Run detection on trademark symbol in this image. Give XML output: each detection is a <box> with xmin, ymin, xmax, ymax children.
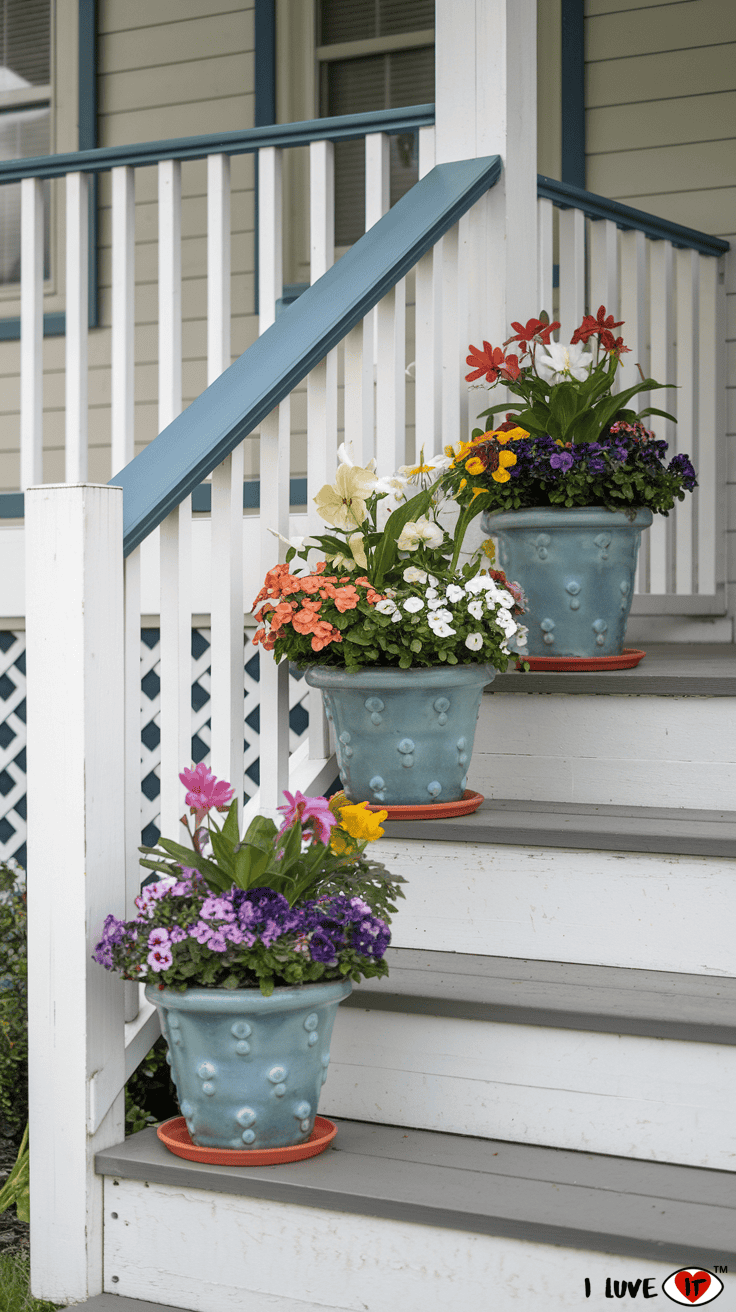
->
<box><xmin>715</xmin><ymin>1266</ymin><xmax>727</xmax><ymax>1274</ymax></box>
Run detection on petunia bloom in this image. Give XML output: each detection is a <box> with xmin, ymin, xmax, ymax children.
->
<box><xmin>179</xmin><ymin>762</ymin><xmax>234</xmax><ymax>826</ymax></box>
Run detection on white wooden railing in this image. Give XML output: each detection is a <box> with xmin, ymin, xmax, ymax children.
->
<box><xmin>537</xmin><ymin>179</ymin><xmax>729</xmax><ymax>608</ymax></box>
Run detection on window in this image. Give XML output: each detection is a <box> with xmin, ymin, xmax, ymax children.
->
<box><xmin>317</xmin><ymin>0</ymin><xmax>434</xmax><ymax>246</ymax></box>
<box><xmin>0</xmin><ymin>0</ymin><xmax>51</xmax><ymax>285</ymax></box>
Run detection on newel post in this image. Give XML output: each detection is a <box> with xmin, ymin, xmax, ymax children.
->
<box><xmin>434</xmin><ymin>0</ymin><xmax>538</xmax><ymax>346</ymax></box>
<box><xmin>26</xmin><ymin>485</ymin><xmax>127</xmax><ymax>1301</ymax></box>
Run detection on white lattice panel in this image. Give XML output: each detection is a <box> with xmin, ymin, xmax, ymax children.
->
<box><xmin>0</xmin><ymin>632</ymin><xmax>27</xmax><ymax>867</ymax></box>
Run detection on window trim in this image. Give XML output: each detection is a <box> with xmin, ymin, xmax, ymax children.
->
<box><xmin>0</xmin><ymin>0</ymin><xmax>97</xmax><ymax>339</ymax></box>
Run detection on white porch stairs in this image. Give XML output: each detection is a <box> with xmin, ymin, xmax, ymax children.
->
<box><xmin>77</xmin><ymin>647</ymin><xmax>736</xmax><ymax>1311</ymax></box>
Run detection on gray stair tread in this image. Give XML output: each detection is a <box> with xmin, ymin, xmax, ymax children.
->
<box><xmin>96</xmin><ymin>1120</ymin><xmax>736</xmax><ymax>1267</ymax></box>
<box><xmin>487</xmin><ymin>643</ymin><xmax>736</xmax><ymax>696</ymax></box>
<box><xmin>382</xmin><ymin>798</ymin><xmax>736</xmax><ymax>857</ymax></box>
<box><xmin>62</xmin><ymin>1300</ymin><xmax>186</xmax><ymax>1312</ymax></box>
<box><xmin>344</xmin><ymin>947</ymin><xmax>736</xmax><ymax>1043</ymax></box>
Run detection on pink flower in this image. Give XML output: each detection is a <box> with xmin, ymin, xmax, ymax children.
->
<box><xmin>147</xmin><ymin>946</ymin><xmax>173</xmax><ymax>972</ymax></box>
<box><xmin>179</xmin><ymin>762</ymin><xmax>235</xmax><ymax>825</ymax></box>
<box><xmin>148</xmin><ymin>927</ymin><xmax>171</xmax><ymax>949</ymax></box>
<box><xmin>277</xmin><ymin>790</ymin><xmax>339</xmax><ymax>846</ymax></box>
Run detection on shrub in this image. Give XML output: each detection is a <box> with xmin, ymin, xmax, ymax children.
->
<box><xmin>0</xmin><ymin>866</ymin><xmax>28</xmax><ymax>1147</ymax></box>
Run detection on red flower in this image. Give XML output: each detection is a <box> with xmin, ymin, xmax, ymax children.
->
<box><xmin>466</xmin><ymin>342</ymin><xmax>519</xmax><ymax>384</ymax></box>
<box><xmin>505</xmin><ymin>317</ymin><xmax>560</xmax><ymax>351</ymax></box>
<box><xmin>571</xmin><ymin>305</ymin><xmax>624</xmax><ymax>345</ymax></box>
<box><xmin>600</xmin><ymin>331</ymin><xmax>631</xmax><ymax>356</ymax></box>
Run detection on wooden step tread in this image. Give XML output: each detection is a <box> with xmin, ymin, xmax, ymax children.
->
<box><xmin>345</xmin><ymin>948</ymin><xmax>736</xmax><ymax>1043</ymax></box>
<box><xmin>96</xmin><ymin>1120</ymin><xmax>736</xmax><ymax>1268</ymax></box>
<box><xmin>60</xmin><ymin>1299</ymin><xmax>185</xmax><ymax>1312</ymax></box>
<box><xmin>382</xmin><ymin>798</ymin><xmax>736</xmax><ymax>858</ymax></box>
<box><xmin>486</xmin><ymin>643</ymin><xmax>736</xmax><ymax>697</ymax></box>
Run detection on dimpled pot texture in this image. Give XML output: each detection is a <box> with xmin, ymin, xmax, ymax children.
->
<box><xmin>146</xmin><ymin>977</ymin><xmax>351</xmax><ymax>1150</ymax></box>
<box><xmin>304</xmin><ymin>663</ymin><xmax>495</xmax><ymax>806</ymax></box>
<box><xmin>482</xmin><ymin>506</ymin><xmax>652</xmax><ymax>658</ymax></box>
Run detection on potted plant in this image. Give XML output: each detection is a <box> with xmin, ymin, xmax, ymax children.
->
<box><xmin>439</xmin><ymin>309</ymin><xmax>697</xmax><ymax>662</ymax></box>
<box><xmin>251</xmin><ymin>451</ymin><xmax>527</xmax><ymax>811</ymax></box>
<box><xmin>94</xmin><ymin>763</ymin><xmax>402</xmax><ymax>1158</ymax></box>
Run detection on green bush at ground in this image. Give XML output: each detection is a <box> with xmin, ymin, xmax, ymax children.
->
<box><xmin>0</xmin><ymin>1251</ymin><xmax>59</xmax><ymax>1312</ymax></box>
<box><xmin>0</xmin><ymin>865</ymin><xmax>28</xmax><ymax>1147</ymax></box>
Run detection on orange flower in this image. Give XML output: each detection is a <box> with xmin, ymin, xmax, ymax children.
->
<box><xmin>300</xmin><ymin>576</ymin><xmax>324</xmax><ymax>594</ymax></box>
<box><xmin>311</xmin><ymin>622</ymin><xmax>343</xmax><ymax>652</ymax></box>
<box><xmin>292</xmin><ymin>608</ymin><xmax>321</xmax><ymax>635</ymax></box>
<box><xmin>333</xmin><ymin>586</ymin><xmax>360</xmax><ymax>613</ymax></box>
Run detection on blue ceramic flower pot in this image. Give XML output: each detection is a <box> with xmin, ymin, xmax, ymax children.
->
<box><xmin>481</xmin><ymin>506</ymin><xmax>652</xmax><ymax>658</ymax></box>
<box><xmin>304</xmin><ymin>664</ymin><xmax>494</xmax><ymax>805</ymax></box>
<box><xmin>147</xmin><ymin>977</ymin><xmax>351</xmax><ymax>1149</ymax></box>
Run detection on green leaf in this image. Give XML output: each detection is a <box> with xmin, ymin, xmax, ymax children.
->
<box><xmin>220</xmin><ymin>797</ymin><xmax>240</xmax><ymax>844</ymax></box>
<box><xmin>371</xmin><ymin>489</ymin><xmax>435</xmax><ymax>588</ymax></box>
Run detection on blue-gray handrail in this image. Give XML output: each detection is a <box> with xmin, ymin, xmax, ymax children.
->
<box><xmin>0</xmin><ymin>106</ymin><xmax>436</xmax><ymax>184</ymax></box>
<box><xmin>113</xmin><ymin>154</ymin><xmax>502</xmax><ymax>556</ymax></box>
<box><xmin>538</xmin><ymin>175</ymin><xmax>729</xmax><ymax>259</ymax></box>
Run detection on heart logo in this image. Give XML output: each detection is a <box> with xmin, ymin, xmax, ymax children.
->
<box><xmin>674</xmin><ymin>1271</ymin><xmax>711</xmax><ymax>1303</ymax></box>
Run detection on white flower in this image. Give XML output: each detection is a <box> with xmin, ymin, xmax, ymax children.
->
<box><xmin>348</xmin><ymin>533</ymin><xmax>368</xmax><ymax>569</ymax></box>
<box><xmin>464</xmin><ymin>576</ymin><xmax>486</xmax><ymax>595</ymax></box>
<box><xmin>425</xmin><ymin>587</ymin><xmax>439</xmax><ymax>600</ymax></box>
<box><xmin>375</xmin><ymin>598</ymin><xmax>398</xmax><ymax>615</ymax></box>
<box><xmin>268</xmin><ymin>529</ymin><xmax>312</xmax><ymax>552</ymax></box>
<box><xmin>374</xmin><ymin>473</ymin><xmax>409</xmax><ymax>495</ymax></box>
<box><xmin>465</xmin><ymin>633</ymin><xmax>484</xmax><ymax>651</ymax></box>
<box><xmin>428</xmin><ymin>574</ymin><xmax>438</xmax><ymax>586</ymax></box>
<box><xmin>327</xmin><ymin>551</ymin><xmax>356</xmax><ymax>572</ymax></box>
<box><xmin>396</xmin><ymin>517</ymin><xmax>444</xmax><ymax>551</ymax></box>
<box><xmin>467</xmin><ymin>599</ymin><xmax>484</xmax><ymax>620</ymax></box>
<box><xmin>446</xmin><ymin>584</ymin><xmax>465</xmax><ymax>603</ymax></box>
<box><xmin>398</xmin><ymin>452</ymin><xmax>452</xmax><ymax>478</ymax></box>
<box><xmin>514</xmin><ymin>625</ymin><xmax>529</xmax><ymax>648</ymax></box>
<box><xmin>403</xmin><ymin>566</ymin><xmax>428</xmax><ymax>584</ymax></box>
<box><xmin>426</xmin><ymin>596</ymin><xmax>446</xmax><ymax>611</ymax></box>
<box><xmin>496</xmin><ymin>608</ymin><xmax>518</xmax><ymax>636</ymax></box>
<box><xmin>536</xmin><ymin>340</ymin><xmax>594</xmax><ymax>384</ymax></box>
<box><xmin>403</xmin><ymin>596</ymin><xmax>424</xmax><ymax>613</ymax></box>
<box><xmin>391</xmin><ymin>611</ymin><xmax>402</xmax><ymax>623</ymax></box>
<box><xmin>428</xmin><ymin>619</ymin><xmax>456</xmax><ymax>638</ymax></box>
<box><xmin>430</xmin><ymin>607</ymin><xmax>453</xmax><ymax>624</ymax></box>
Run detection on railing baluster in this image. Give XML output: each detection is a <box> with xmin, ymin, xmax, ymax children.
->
<box><xmin>123</xmin><ymin>546</ymin><xmax>141</xmax><ymax>1024</ymax></box>
<box><xmin>620</xmin><ymin>229</ymin><xmax>649</xmax><ymax>594</ymax></box>
<box><xmin>675</xmin><ymin>247</ymin><xmax>698</xmax><ymax>594</ymax></box>
<box><xmin>414</xmin><ymin>127</ymin><xmax>441</xmax><ymax>458</ymax></box>
<box><xmin>111</xmin><ymin>166</ymin><xmax>135</xmax><ymax>475</ymax></box>
<box><xmin>158</xmin><ymin>159</ymin><xmax>182</xmax><ymax>430</ymax></box>
<box><xmin>65</xmin><ymin>172</ymin><xmax>89</xmax><ymax>482</ymax></box>
<box><xmin>697</xmin><ymin>254</ymin><xmax>718</xmax><ymax>595</ymax></box>
<box><xmin>368</xmin><ymin>133</ymin><xmax>406</xmax><ymax>472</ymax></box>
<box><xmin>537</xmin><ymin>197</ymin><xmax>554</xmax><ymax>323</ymax></box>
<box><xmin>258</xmin><ymin>146</ymin><xmax>282</xmax><ymax>333</ymax></box>
<box><xmin>558</xmin><ymin>206</ymin><xmax>585</xmax><ymax>343</ymax></box>
<box><xmin>649</xmin><ymin>240</ymin><xmax>675</xmax><ymax>593</ymax></box>
<box><xmin>343</xmin><ymin>318</ymin><xmax>374</xmax><ymax>466</ymax></box>
<box><xmin>20</xmin><ymin>176</ymin><xmax>44</xmax><ymax>489</ymax></box>
<box><xmin>159</xmin><ymin>502</ymin><xmax>191</xmax><ymax>837</ymax></box>
<box><xmin>207</xmin><ymin>153</ymin><xmax>231</xmax><ymax>383</ymax></box>
<box><xmin>441</xmin><ymin>222</ymin><xmax>461</xmax><ymax>452</ymax></box>
<box><xmin>259</xmin><ymin>402</ymin><xmax>290</xmax><ymax>809</ymax></box>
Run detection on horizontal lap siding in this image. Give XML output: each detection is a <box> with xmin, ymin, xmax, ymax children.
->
<box><xmin>0</xmin><ymin>3</ymin><xmax>257</xmax><ymax>490</ymax></box>
<box><xmin>585</xmin><ymin>0</ymin><xmax>736</xmax><ymax>604</ymax></box>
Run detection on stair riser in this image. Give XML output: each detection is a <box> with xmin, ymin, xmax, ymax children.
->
<box><xmin>323</xmin><ymin>1010</ymin><xmax>735</xmax><ymax>1170</ymax></box>
<box><xmin>378</xmin><ymin>839</ymin><xmax>736</xmax><ymax>975</ymax></box>
<box><xmin>102</xmin><ymin>1178</ymin><xmax>686</xmax><ymax>1312</ymax></box>
<box><xmin>472</xmin><ymin>695</ymin><xmax>736</xmax><ymax>808</ymax></box>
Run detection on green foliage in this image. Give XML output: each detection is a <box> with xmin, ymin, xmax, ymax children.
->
<box><xmin>125</xmin><ymin>1037</ymin><xmax>179</xmax><ymax>1136</ymax></box>
<box><xmin>0</xmin><ymin>866</ymin><xmax>28</xmax><ymax>1145</ymax></box>
<box><xmin>0</xmin><ymin>1251</ymin><xmax>60</xmax><ymax>1312</ymax></box>
<box><xmin>0</xmin><ymin>1126</ymin><xmax>28</xmax><ymax>1223</ymax></box>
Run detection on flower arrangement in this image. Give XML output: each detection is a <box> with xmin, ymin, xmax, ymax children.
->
<box><xmin>94</xmin><ymin>763</ymin><xmax>403</xmax><ymax>997</ymax></box>
<box><xmin>252</xmin><ymin>448</ymin><xmax>528</xmax><ymax>670</ymax></box>
<box><xmin>441</xmin><ymin>309</ymin><xmax>696</xmax><ymax>518</ymax></box>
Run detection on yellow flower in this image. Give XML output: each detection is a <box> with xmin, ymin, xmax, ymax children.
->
<box><xmin>481</xmin><ymin>538</ymin><xmax>496</xmax><ymax>563</ymax></box>
<box><xmin>339</xmin><ymin>801</ymin><xmax>387</xmax><ymax>842</ymax></box>
<box><xmin>471</xmin><ymin>486</ymin><xmax>487</xmax><ymax>501</ymax></box>
<box><xmin>329</xmin><ymin>828</ymin><xmax>358</xmax><ymax>856</ymax></box>
<box><xmin>465</xmin><ymin>456</ymin><xmax>486</xmax><ymax>476</ymax></box>
<box><xmin>491</xmin><ymin>450</ymin><xmax>517</xmax><ymax>482</ymax></box>
<box><xmin>328</xmin><ymin>791</ymin><xmax>350</xmax><ymax>816</ymax></box>
<box><xmin>348</xmin><ymin>533</ymin><xmax>368</xmax><ymax>569</ymax></box>
<box><xmin>313</xmin><ymin>463</ymin><xmax>375</xmax><ymax>530</ymax></box>
<box><xmin>491</xmin><ymin>426</ymin><xmax>529</xmax><ymax>445</ymax></box>
<box><xmin>458</xmin><ymin>479</ymin><xmax>467</xmax><ymax>491</ymax></box>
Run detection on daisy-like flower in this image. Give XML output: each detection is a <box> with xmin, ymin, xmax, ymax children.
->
<box><xmin>535</xmin><ymin>340</ymin><xmax>594</xmax><ymax>384</ymax></box>
<box><xmin>403</xmin><ymin>596</ymin><xmax>424</xmax><ymax>613</ymax></box>
<box><xmin>398</xmin><ymin>452</ymin><xmax>452</xmax><ymax>479</ymax></box>
<box><xmin>445</xmin><ymin>584</ymin><xmax>465</xmax><ymax>603</ymax></box>
<box><xmin>465</xmin><ymin>633</ymin><xmax>484</xmax><ymax>651</ymax></box>
<box><xmin>396</xmin><ymin>517</ymin><xmax>444</xmax><ymax>551</ymax></box>
<box><xmin>403</xmin><ymin>566</ymin><xmax>428</xmax><ymax>584</ymax></box>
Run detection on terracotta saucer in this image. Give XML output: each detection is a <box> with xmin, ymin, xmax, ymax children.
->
<box><xmin>517</xmin><ymin>648</ymin><xmax>646</xmax><ymax>672</ymax></box>
<box><xmin>365</xmin><ymin>789</ymin><xmax>484</xmax><ymax>821</ymax></box>
<box><xmin>156</xmin><ymin>1115</ymin><xmax>338</xmax><ymax>1166</ymax></box>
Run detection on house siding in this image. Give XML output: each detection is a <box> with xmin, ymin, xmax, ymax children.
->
<box><xmin>585</xmin><ymin>0</ymin><xmax>736</xmax><ymax>616</ymax></box>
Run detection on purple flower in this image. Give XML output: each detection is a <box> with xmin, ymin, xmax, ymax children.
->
<box><xmin>147</xmin><ymin>946</ymin><xmax>173</xmax><ymax>972</ymax></box>
<box><xmin>207</xmin><ymin>930</ymin><xmax>229</xmax><ymax>952</ymax></box>
<box><xmin>201</xmin><ymin>896</ymin><xmax>236</xmax><ymax>922</ymax></box>
<box><xmin>549</xmin><ymin>450</ymin><xmax>574</xmax><ymax>472</ymax></box>
<box><xmin>189</xmin><ymin>920</ymin><xmax>214</xmax><ymax>944</ymax></box>
<box><xmin>169</xmin><ymin>925</ymin><xmax>188</xmax><ymax>943</ymax></box>
<box><xmin>148</xmin><ymin>926</ymin><xmax>170</xmax><ymax>949</ymax></box>
<box><xmin>309</xmin><ymin>929</ymin><xmax>339</xmax><ymax>965</ymax></box>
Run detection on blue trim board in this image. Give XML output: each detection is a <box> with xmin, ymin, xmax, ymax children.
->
<box><xmin>538</xmin><ymin>175</ymin><xmax>730</xmax><ymax>257</ymax></box>
<box><xmin>0</xmin><ymin>478</ymin><xmax>309</xmax><ymax>520</ymax></box>
<box><xmin>0</xmin><ymin>107</ymin><xmax>436</xmax><ymax>183</ymax></box>
<box><xmin>114</xmin><ymin>155</ymin><xmax>502</xmax><ymax>555</ymax></box>
<box><xmin>560</xmin><ymin>0</ymin><xmax>585</xmax><ymax>190</ymax></box>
